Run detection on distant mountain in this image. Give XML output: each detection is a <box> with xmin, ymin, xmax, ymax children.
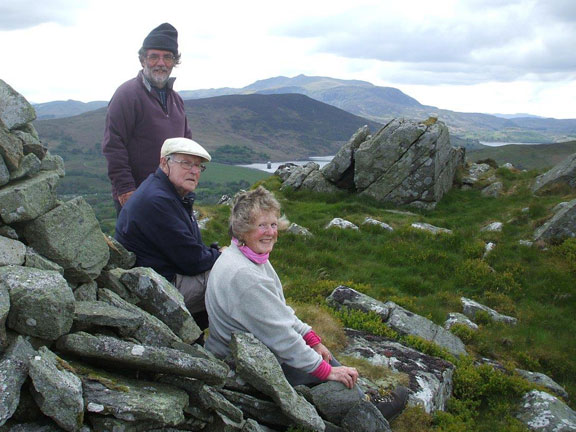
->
<box><xmin>33</xmin><ymin>93</ymin><xmax>381</xmax><ymax>162</ymax></box>
<box><xmin>32</xmin><ymin>75</ymin><xmax>576</xmax><ymax>144</ymax></box>
<box><xmin>490</xmin><ymin>113</ymin><xmax>544</xmax><ymax>119</ymax></box>
<box><xmin>33</xmin><ymin>100</ymin><xmax>108</xmax><ymax>120</ymax></box>
<box><xmin>180</xmin><ymin>75</ymin><xmax>576</xmax><ymax>144</ymax></box>
<box><xmin>180</xmin><ymin>74</ymin><xmax>424</xmax><ymax>119</ymax></box>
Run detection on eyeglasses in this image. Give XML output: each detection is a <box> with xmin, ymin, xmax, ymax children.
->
<box><xmin>170</xmin><ymin>158</ymin><xmax>206</xmax><ymax>172</ymax></box>
<box><xmin>145</xmin><ymin>54</ymin><xmax>176</xmax><ymax>65</ymax></box>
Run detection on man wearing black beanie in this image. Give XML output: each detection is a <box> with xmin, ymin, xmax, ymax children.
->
<box><xmin>102</xmin><ymin>23</ymin><xmax>192</xmax><ymax>213</ymax></box>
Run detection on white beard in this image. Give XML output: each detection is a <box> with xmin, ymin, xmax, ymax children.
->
<box><xmin>143</xmin><ymin>65</ymin><xmax>171</xmax><ymax>88</ymax></box>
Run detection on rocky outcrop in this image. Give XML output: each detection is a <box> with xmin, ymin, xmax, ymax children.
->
<box><xmin>532</xmin><ymin>152</ymin><xmax>576</xmax><ymax>195</ymax></box>
<box><xmin>116</xmin><ymin>267</ymin><xmax>203</xmax><ymax>343</ymax></box>
<box><xmin>286</xmin><ymin>223</ymin><xmax>313</xmax><ymax>237</ymax></box>
<box><xmin>444</xmin><ymin>312</ymin><xmax>479</xmax><ymax>332</ymax></box>
<box><xmin>461</xmin><ymin>297</ymin><xmax>518</xmax><ymax>326</ymax></box>
<box><xmin>362</xmin><ymin>217</ymin><xmax>393</xmax><ymax>231</ymax></box>
<box><xmin>515</xmin><ymin>369</ymin><xmax>570</xmax><ymax>401</ymax></box>
<box><xmin>325</xmin><ymin>218</ymin><xmax>359</xmax><ymax>231</ymax></box>
<box><xmin>230</xmin><ymin>332</ymin><xmax>325</xmax><ymax>431</ymax></box>
<box><xmin>461</xmin><ymin>162</ymin><xmax>493</xmax><ymax>187</ymax></box>
<box><xmin>533</xmin><ymin>198</ymin><xmax>576</xmax><ymax>243</ymax></box>
<box><xmin>342</xmin><ymin>329</ymin><xmax>455</xmax><ymax>413</ymax></box>
<box><xmin>277</xmin><ymin>119</ymin><xmax>465</xmax><ymax>209</ymax></box>
<box><xmin>322</xmin><ymin>125</ymin><xmax>370</xmax><ymax>190</ymax></box>
<box><xmin>411</xmin><ymin>222</ymin><xmax>453</xmax><ymax>235</ymax></box>
<box><xmin>22</xmin><ymin>197</ymin><xmax>109</xmax><ymax>283</ymax></box>
<box><xmin>0</xmin><ymin>266</ymin><xmax>75</xmax><ymax>340</ymax></box>
<box><xmin>327</xmin><ymin>286</ymin><xmax>467</xmax><ymax>357</ymax></box>
<box><xmin>515</xmin><ymin>390</ymin><xmax>576</xmax><ymax>431</ymax></box>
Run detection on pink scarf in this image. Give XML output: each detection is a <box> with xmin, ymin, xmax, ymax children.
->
<box><xmin>232</xmin><ymin>238</ymin><xmax>269</xmax><ymax>264</ymax></box>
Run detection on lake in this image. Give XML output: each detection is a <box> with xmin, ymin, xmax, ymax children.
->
<box><xmin>480</xmin><ymin>141</ymin><xmax>547</xmax><ymax>147</ymax></box>
<box><xmin>238</xmin><ymin>156</ymin><xmax>334</xmax><ymax>173</ymax></box>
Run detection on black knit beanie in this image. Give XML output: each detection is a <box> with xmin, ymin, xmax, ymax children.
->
<box><xmin>142</xmin><ymin>23</ymin><xmax>178</xmax><ymax>54</ymax></box>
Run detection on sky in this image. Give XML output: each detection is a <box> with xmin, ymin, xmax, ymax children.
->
<box><xmin>0</xmin><ymin>0</ymin><xmax>574</xmax><ymax>119</ymax></box>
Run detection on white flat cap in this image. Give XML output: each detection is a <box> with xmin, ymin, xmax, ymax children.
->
<box><xmin>161</xmin><ymin>137</ymin><xmax>211</xmax><ymax>162</ymax></box>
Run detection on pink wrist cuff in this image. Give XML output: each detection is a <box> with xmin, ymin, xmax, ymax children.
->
<box><xmin>310</xmin><ymin>360</ymin><xmax>332</xmax><ymax>380</ymax></box>
<box><xmin>303</xmin><ymin>330</ymin><xmax>322</xmax><ymax>347</ymax></box>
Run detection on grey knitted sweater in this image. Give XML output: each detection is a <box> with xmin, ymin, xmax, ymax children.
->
<box><xmin>205</xmin><ymin>243</ymin><xmax>322</xmax><ymax>373</ymax></box>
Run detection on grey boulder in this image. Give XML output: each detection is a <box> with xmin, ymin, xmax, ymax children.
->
<box><xmin>117</xmin><ymin>267</ymin><xmax>202</xmax><ymax>343</ymax></box>
<box><xmin>322</xmin><ymin>125</ymin><xmax>370</xmax><ymax>189</ymax></box>
<box><xmin>533</xmin><ymin>198</ymin><xmax>576</xmax><ymax>243</ymax></box>
<box><xmin>22</xmin><ymin>197</ymin><xmax>110</xmax><ymax>283</ymax></box>
<box><xmin>0</xmin><ymin>171</ymin><xmax>60</xmax><ymax>224</ymax></box>
<box><xmin>73</xmin><ymin>300</ymin><xmax>143</xmax><ymax>333</ymax></box>
<box><xmin>98</xmin><ymin>288</ymin><xmax>183</xmax><ymax>348</ymax></box>
<box><xmin>0</xmin><ymin>336</ymin><xmax>36</xmax><ymax>426</ymax></box>
<box><xmin>82</xmin><ymin>368</ymin><xmax>189</xmax><ymax>426</ymax></box>
<box><xmin>0</xmin><ymin>236</ymin><xmax>26</xmax><ymax>266</ymax></box>
<box><xmin>532</xmin><ymin>152</ymin><xmax>576</xmax><ymax>194</ymax></box>
<box><xmin>340</xmin><ymin>400</ymin><xmax>391</xmax><ymax>432</ymax></box>
<box><xmin>0</xmin><ymin>79</ymin><xmax>36</xmax><ymax>130</ymax></box>
<box><xmin>327</xmin><ymin>286</ymin><xmax>467</xmax><ymax>357</ymax></box>
<box><xmin>461</xmin><ymin>297</ymin><xmax>518</xmax><ymax>326</ymax></box>
<box><xmin>309</xmin><ymin>381</ymin><xmax>362</xmax><ymax>424</ymax></box>
<box><xmin>0</xmin><ymin>266</ymin><xmax>74</xmax><ymax>340</ymax></box>
<box><xmin>515</xmin><ymin>390</ymin><xmax>576</xmax><ymax>431</ymax></box>
<box><xmin>231</xmin><ymin>332</ymin><xmax>325</xmax><ymax>432</ymax></box>
<box><xmin>56</xmin><ymin>332</ymin><xmax>228</xmax><ymax>385</ymax></box>
<box><xmin>28</xmin><ymin>346</ymin><xmax>84</xmax><ymax>432</ymax></box>
<box><xmin>342</xmin><ymin>329</ymin><xmax>454</xmax><ymax>413</ymax></box>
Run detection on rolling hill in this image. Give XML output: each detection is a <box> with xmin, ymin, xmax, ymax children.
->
<box><xmin>33</xmin><ymin>100</ymin><xmax>108</xmax><ymax>120</ymax></box>
<box><xmin>34</xmin><ymin>93</ymin><xmax>382</xmax><ymax>163</ymax></box>
<box><xmin>32</xmin><ymin>75</ymin><xmax>576</xmax><ymax>145</ymax></box>
<box><xmin>180</xmin><ymin>74</ymin><xmax>576</xmax><ymax>144</ymax></box>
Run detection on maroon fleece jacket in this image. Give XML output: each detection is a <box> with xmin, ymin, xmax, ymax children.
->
<box><xmin>102</xmin><ymin>71</ymin><xmax>192</xmax><ymax>200</ymax></box>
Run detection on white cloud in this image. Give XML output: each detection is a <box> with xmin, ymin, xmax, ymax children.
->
<box><xmin>0</xmin><ymin>0</ymin><xmax>84</xmax><ymax>30</ymax></box>
<box><xmin>0</xmin><ymin>0</ymin><xmax>574</xmax><ymax>118</ymax></box>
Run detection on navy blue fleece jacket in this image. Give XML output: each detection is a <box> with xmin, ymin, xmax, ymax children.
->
<box><xmin>115</xmin><ymin>167</ymin><xmax>219</xmax><ymax>281</ymax></box>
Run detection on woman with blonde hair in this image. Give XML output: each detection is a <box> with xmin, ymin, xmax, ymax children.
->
<box><xmin>205</xmin><ymin>186</ymin><xmax>407</xmax><ymax>420</ymax></box>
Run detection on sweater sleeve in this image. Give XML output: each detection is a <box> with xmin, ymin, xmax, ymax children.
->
<box><xmin>232</xmin><ymin>269</ymin><xmax>323</xmax><ymax>374</ymax></box>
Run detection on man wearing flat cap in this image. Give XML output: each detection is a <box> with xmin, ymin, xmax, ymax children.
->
<box><xmin>115</xmin><ymin>137</ymin><xmax>221</xmax><ymax>331</ymax></box>
<box><xmin>103</xmin><ymin>23</ymin><xmax>192</xmax><ymax>213</ymax></box>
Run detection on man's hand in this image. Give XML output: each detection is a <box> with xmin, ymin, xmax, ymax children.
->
<box><xmin>312</xmin><ymin>343</ymin><xmax>332</xmax><ymax>362</ymax></box>
<box><xmin>118</xmin><ymin>191</ymin><xmax>135</xmax><ymax>206</ymax></box>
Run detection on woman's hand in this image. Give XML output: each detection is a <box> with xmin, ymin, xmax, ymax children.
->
<box><xmin>327</xmin><ymin>366</ymin><xmax>359</xmax><ymax>389</ymax></box>
<box><xmin>312</xmin><ymin>343</ymin><xmax>332</xmax><ymax>362</ymax></box>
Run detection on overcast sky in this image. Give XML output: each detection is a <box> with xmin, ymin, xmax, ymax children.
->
<box><xmin>0</xmin><ymin>0</ymin><xmax>574</xmax><ymax>118</ymax></box>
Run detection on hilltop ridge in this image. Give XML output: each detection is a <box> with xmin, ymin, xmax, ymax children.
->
<box><xmin>32</xmin><ymin>74</ymin><xmax>576</xmax><ymax>143</ymax></box>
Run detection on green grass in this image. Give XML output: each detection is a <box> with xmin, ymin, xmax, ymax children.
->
<box><xmin>200</xmin><ymin>170</ymin><xmax>575</xmax><ymax>432</ymax></box>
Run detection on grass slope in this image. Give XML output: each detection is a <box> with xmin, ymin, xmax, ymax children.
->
<box><xmin>197</xmin><ymin>172</ymin><xmax>576</xmax><ymax>432</ymax></box>
<box><xmin>467</xmin><ymin>141</ymin><xmax>576</xmax><ymax>170</ymax></box>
